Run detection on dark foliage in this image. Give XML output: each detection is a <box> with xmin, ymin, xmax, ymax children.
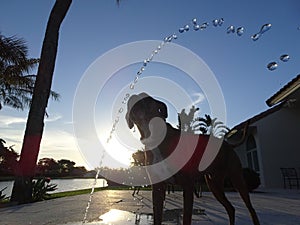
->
<box><xmin>32</xmin><ymin>177</ymin><xmax>57</xmax><ymax>202</ymax></box>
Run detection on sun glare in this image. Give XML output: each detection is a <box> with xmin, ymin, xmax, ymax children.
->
<box><xmin>104</xmin><ymin>137</ymin><xmax>135</xmax><ymax>167</ymax></box>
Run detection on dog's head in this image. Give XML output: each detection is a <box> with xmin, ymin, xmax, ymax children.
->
<box><xmin>126</xmin><ymin>93</ymin><xmax>168</xmax><ymax>141</ymax></box>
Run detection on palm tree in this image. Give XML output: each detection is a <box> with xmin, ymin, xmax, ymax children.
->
<box><xmin>10</xmin><ymin>0</ymin><xmax>121</xmax><ymax>204</ymax></box>
<box><xmin>11</xmin><ymin>0</ymin><xmax>72</xmax><ymax>204</ymax></box>
<box><xmin>178</xmin><ymin>106</ymin><xmax>229</xmax><ymax>138</ymax></box>
<box><xmin>0</xmin><ymin>33</ymin><xmax>59</xmax><ymax>110</ymax></box>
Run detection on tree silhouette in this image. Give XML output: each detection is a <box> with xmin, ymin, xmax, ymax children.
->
<box><xmin>0</xmin><ymin>138</ymin><xmax>19</xmax><ymax>176</ymax></box>
<box><xmin>0</xmin><ymin>33</ymin><xmax>59</xmax><ymax>110</ymax></box>
<box><xmin>11</xmin><ymin>0</ymin><xmax>72</xmax><ymax>204</ymax></box>
<box><xmin>178</xmin><ymin>106</ymin><xmax>229</xmax><ymax>138</ymax></box>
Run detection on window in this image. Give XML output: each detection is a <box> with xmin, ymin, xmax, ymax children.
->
<box><xmin>246</xmin><ymin>135</ymin><xmax>260</xmax><ymax>172</ymax></box>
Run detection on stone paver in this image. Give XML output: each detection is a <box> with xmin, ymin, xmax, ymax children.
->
<box><xmin>0</xmin><ymin>189</ymin><xmax>299</xmax><ymax>225</ymax></box>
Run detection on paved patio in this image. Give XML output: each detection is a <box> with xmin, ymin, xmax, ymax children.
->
<box><xmin>0</xmin><ymin>188</ymin><xmax>299</xmax><ymax>224</ymax></box>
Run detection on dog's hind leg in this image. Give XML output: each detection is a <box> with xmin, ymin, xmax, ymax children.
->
<box><xmin>152</xmin><ymin>183</ymin><xmax>165</xmax><ymax>225</ymax></box>
<box><xmin>230</xmin><ymin>173</ymin><xmax>260</xmax><ymax>225</ymax></box>
<box><xmin>205</xmin><ymin>174</ymin><xmax>235</xmax><ymax>225</ymax></box>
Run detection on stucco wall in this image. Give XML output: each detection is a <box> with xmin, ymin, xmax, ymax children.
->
<box><xmin>233</xmin><ymin>100</ymin><xmax>300</xmax><ymax>188</ymax></box>
<box><xmin>256</xmin><ymin>103</ymin><xmax>300</xmax><ymax>188</ymax></box>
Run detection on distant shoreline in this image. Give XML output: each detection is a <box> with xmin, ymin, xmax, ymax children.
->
<box><xmin>0</xmin><ymin>176</ymin><xmax>102</xmax><ymax>182</ymax></box>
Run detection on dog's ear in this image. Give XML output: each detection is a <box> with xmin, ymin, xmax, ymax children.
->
<box><xmin>125</xmin><ymin>111</ymin><xmax>134</xmax><ymax>129</ymax></box>
<box><xmin>126</xmin><ymin>94</ymin><xmax>141</xmax><ymax>129</ymax></box>
<box><xmin>157</xmin><ymin>101</ymin><xmax>168</xmax><ymax>118</ymax></box>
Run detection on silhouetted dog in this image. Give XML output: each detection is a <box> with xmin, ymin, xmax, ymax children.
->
<box><xmin>126</xmin><ymin>93</ymin><xmax>260</xmax><ymax>225</ymax></box>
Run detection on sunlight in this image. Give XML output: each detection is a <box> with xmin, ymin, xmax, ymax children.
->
<box><xmin>104</xmin><ymin>137</ymin><xmax>133</xmax><ymax>167</ymax></box>
<box><xmin>99</xmin><ymin>209</ymin><xmax>132</xmax><ymax>223</ymax></box>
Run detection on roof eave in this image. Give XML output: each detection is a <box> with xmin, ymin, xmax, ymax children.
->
<box><xmin>266</xmin><ymin>74</ymin><xmax>300</xmax><ymax>107</ymax></box>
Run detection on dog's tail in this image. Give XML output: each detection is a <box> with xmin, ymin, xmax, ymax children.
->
<box><xmin>225</xmin><ymin>119</ymin><xmax>251</xmax><ymax>147</ymax></box>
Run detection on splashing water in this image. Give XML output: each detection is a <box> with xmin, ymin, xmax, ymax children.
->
<box><xmin>179</xmin><ymin>27</ymin><xmax>185</xmax><ymax>33</ymax></box>
<box><xmin>280</xmin><ymin>54</ymin><xmax>290</xmax><ymax>62</ymax></box>
<box><xmin>251</xmin><ymin>23</ymin><xmax>272</xmax><ymax>41</ymax></box>
<box><xmin>226</xmin><ymin>25</ymin><xmax>235</xmax><ymax>34</ymax></box>
<box><xmin>212</xmin><ymin>18</ymin><xmax>224</xmax><ymax>26</ymax></box>
<box><xmin>199</xmin><ymin>22</ymin><xmax>209</xmax><ymax>30</ymax></box>
<box><xmin>82</xmin><ymin>168</ymin><xmax>101</xmax><ymax>224</ymax></box>
<box><xmin>267</xmin><ymin>62</ymin><xmax>278</xmax><ymax>71</ymax></box>
<box><xmin>107</xmin><ymin>17</ymin><xmax>223</xmax><ymax>143</ymax></box>
<box><xmin>213</xmin><ymin>19</ymin><xmax>219</xmax><ymax>27</ymax></box>
<box><xmin>267</xmin><ymin>54</ymin><xmax>290</xmax><ymax>71</ymax></box>
<box><xmin>236</xmin><ymin>27</ymin><xmax>244</xmax><ymax>36</ymax></box>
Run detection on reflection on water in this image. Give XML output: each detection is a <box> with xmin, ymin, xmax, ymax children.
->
<box><xmin>99</xmin><ymin>209</ymin><xmax>153</xmax><ymax>225</ymax></box>
<box><xmin>62</xmin><ymin>208</ymin><xmax>208</xmax><ymax>225</ymax></box>
<box><xmin>62</xmin><ymin>209</ymin><xmax>153</xmax><ymax>225</ymax></box>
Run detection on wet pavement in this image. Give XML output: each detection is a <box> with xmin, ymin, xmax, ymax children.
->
<box><xmin>0</xmin><ymin>188</ymin><xmax>299</xmax><ymax>225</ymax></box>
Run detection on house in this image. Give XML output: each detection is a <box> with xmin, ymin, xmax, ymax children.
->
<box><xmin>227</xmin><ymin>74</ymin><xmax>300</xmax><ymax>188</ymax></box>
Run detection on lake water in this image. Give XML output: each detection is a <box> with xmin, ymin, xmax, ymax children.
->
<box><xmin>0</xmin><ymin>178</ymin><xmax>108</xmax><ymax>197</ymax></box>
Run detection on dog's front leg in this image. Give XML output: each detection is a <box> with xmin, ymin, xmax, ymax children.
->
<box><xmin>152</xmin><ymin>183</ymin><xmax>165</xmax><ymax>225</ymax></box>
<box><xmin>183</xmin><ymin>183</ymin><xmax>194</xmax><ymax>225</ymax></box>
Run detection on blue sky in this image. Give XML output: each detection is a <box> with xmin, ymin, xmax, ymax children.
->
<box><xmin>0</xmin><ymin>0</ymin><xmax>299</xmax><ymax>169</ymax></box>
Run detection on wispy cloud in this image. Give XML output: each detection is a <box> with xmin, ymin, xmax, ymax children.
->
<box><xmin>0</xmin><ymin>115</ymin><xmax>26</xmax><ymax>127</ymax></box>
<box><xmin>192</xmin><ymin>92</ymin><xmax>206</xmax><ymax>105</ymax></box>
<box><xmin>45</xmin><ymin>113</ymin><xmax>62</xmax><ymax>123</ymax></box>
<box><xmin>0</xmin><ymin>113</ymin><xmax>62</xmax><ymax>128</ymax></box>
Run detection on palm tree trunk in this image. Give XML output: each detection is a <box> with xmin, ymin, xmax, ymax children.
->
<box><xmin>11</xmin><ymin>0</ymin><xmax>72</xmax><ymax>204</ymax></box>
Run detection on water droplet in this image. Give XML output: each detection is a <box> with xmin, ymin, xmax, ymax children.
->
<box><xmin>193</xmin><ymin>24</ymin><xmax>200</xmax><ymax>31</ymax></box>
<box><xmin>148</xmin><ymin>55</ymin><xmax>154</xmax><ymax>63</ymax></box>
<box><xmin>130</xmin><ymin>83</ymin><xmax>135</xmax><ymax>89</ymax></box>
<box><xmin>280</xmin><ymin>54</ymin><xmax>290</xmax><ymax>62</ymax></box>
<box><xmin>164</xmin><ymin>35</ymin><xmax>173</xmax><ymax>42</ymax></box>
<box><xmin>226</xmin><ymin>25</ymin><xmax>235</xmax><ymax>34</ymax></box>
<box><xmin>136</xmin><ymin>70</ymin><xmax>143</xmax><ymax>76</ymax></box>
<box><xmin>218</xmin><ymin>18</ymin><xmax>224</xmax><ymax>26</ymax></box>
<box><xmin>267</xmin><ymin>62</ymin><xmax>278</xmax><ymax>71</ymax></box>
<box><xmin>184</xmin><ymin>24</ymin><xmax>190</xmax><ymax>31</ymax></box>
<box><xmin>237</xmin><ymin>27</ymin><xmax>244</xmax><ymax>36</ymax></box>
<box><xmin>134</xmin><ymin>76</ymin><xmax>139</xmax><ymax>83</ymax></box>
<box><xmin>172</xmin><ymin>34</ymin><xmax>177</xmax><ymax>39</ymax></box>
<box><xmin>252</xmin><ymin>23</ymin><xmax>271</xmax><ymax>41</ymax></box>
<box><xmin>260</xmin><ymin>23</ymin><xmax>272</xmax><ymax>34</ymax></box>
<box><xmin>122</xmin><ymin>93</ymin><xmax>130</xmax><ymax>103</ymax></box>
<box><xmin>179</xmin><ymin>27</ymin><xmax>185</xmax><ymax>33</ymax></box>
<box><xmin>212</xmin><ymin>19</ymin><xmax>219</xmax><ymax>27</ymax></box>
<box><xmin>200</xmin><ymin>22</ymin><xmax>209</xmax><ymax>30</ymax></box>
<box><xmin>192</xmin><ymin>18</ymin><xmax>197</xmax><ymax>25</ymax></box>
<box><xmin>251</xmin><ymin>33</ymin><xmax>260</xmax><ymax>41</ymax></box>
<box><xmin>143</xmin><ymin>60</ymin><xmax>147</xmax><ymax>66</ymax></box>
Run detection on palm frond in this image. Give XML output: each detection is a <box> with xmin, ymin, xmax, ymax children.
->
<box><xmin>0</xmin><ymin>34</ymin><xmax>28</xmax><ymax>64</ymax></box>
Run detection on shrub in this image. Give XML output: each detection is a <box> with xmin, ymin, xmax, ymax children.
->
<box><xmin>32</xmin><ymin>177</ymin><xmax>57</xmax><ymax>202</ymax></box>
